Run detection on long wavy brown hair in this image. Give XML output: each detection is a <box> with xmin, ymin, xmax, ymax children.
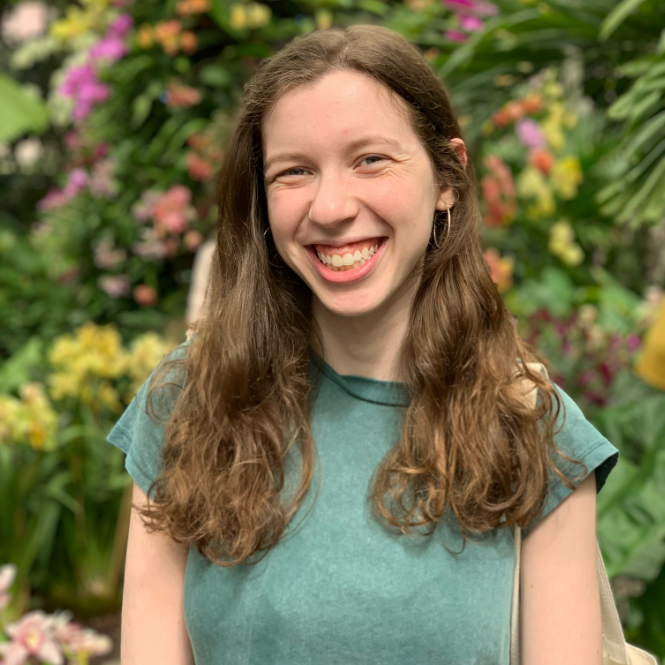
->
<box><xmin>138</xmin><ymin>24</ymin><xmax>587</xmax><ymax>566</ymax></box>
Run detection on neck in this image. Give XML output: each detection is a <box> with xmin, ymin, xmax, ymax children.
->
<box><xmin>310</xmin><ymin>287</ymin><xmax>418</xmax><ymax>384</ymax></box>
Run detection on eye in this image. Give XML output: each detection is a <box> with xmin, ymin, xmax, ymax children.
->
<box><xmin>361</xmin><ymin>155</ymin><xmax>386</xmax><ymax>166</ymax></box>
<box><xmin>278</xmin><ymin>167</ymin><xmax>308</xmax><ymax>177</ymax></box>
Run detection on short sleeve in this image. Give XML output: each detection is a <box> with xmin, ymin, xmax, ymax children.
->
<box><xmin>522</xmin><ymin>382</ymin><xmax>619</xmax><ymax>539</ymax></box>
<box><xmin>106</xmin><ymin>338</ymin><xmax>191</xmax><ymax>499</ymax></box>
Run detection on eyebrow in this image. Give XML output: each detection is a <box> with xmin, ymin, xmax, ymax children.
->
<box><xmin>263</xmin><ymin>135</ymin><xmax>403</xmax><ymax>172</ymax></box>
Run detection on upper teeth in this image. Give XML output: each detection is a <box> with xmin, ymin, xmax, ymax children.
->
<box><xmin>316</xmin><ymin>242</ymin><xmax>380</xmax><ymax>267</ymax></box>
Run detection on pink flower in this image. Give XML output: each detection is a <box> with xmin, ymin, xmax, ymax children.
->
<box><xmin>93</xmin><ymin>237</ymin><xmax>126</xmax><ymax>269</ymax></box>
<box><xmin>98</xmin><ymin>274</ymin><xmax>131</xmax><ymax>298</ymax></box>
<box><xmin>0</xmin><ymin>563</ymin><xmax>17</xmax><ymax>611</ymax></box>
<box><xmin>459</xmin><ymin>14</ymin><xmax>484</xmax><ymax>30</ymax></box>
<box><xmin>37</xmin><ymin>168</ymin><xmax>88</xmax><ymax>210</ymax></box>
<box><xmin>89</xmin><ymin>35</ymin><xmax>128</xmax><ymax>63</ymax></box>
<box><xmin>59</xmin><ymin>63</ymin><xmax>111</xmax><ymax>122</ymax></box>
<box><xmin>89</xmin><ymin>158</ymin><xmax>119</xmax><ymax>198</ymax></box>
<box><xmin>59</xmin><ymin>64</ymin><xmax>96</xmax><ymax>97</ymax></box>
<box><xmin>133</xmin><ymin>284</ymin><xmax>158</xmax><ymax>306</ymax></box>
<box><xmin>55</xmin><ymin>621</ymin><xmax>113</xmax><ymax>659</ymax></box>
<box><xmin>131</xmin><ymin>190</ymin><xmax>160</xmax><ymax>222</ymax></box>
<box><xmin>442</xmin><ymin>0</ymin><xmax>498</xmax><ymax>15</ymax></box>
<box><xmin>72</xmin><ymin>81</ymin><xmax>111</xmax><ymax>122</ymax></box>
<box><xmin>516</xmin><ymin>118</ymin><xmax>545</xmax><ymax>149</ymax></box>
<box><xmin>445</xmin><ymin>30</ymin><xmax>468</xmax><ymax>42</ymax></box>
<box><xmin>627</xmin><ymin>334</ymin><xmax>641</xmax><ymax>352</ymax></box>
<box><xmin>0</xmin><ymin>1</ymin><xmax>50</xmax><ymax>46</ymax></box>
<box><xmin>1</xmin><ymin>610</ymin><xmax>64</xmax><ymax>665</ymax></box>
<box><xmin>108</xmin><ymin>13</ymin><xmax>134</xmax><ymax>38</ymax></box>
<box><xmin>131</xmin><ymin>227</ymin><xmax>168</xmax><ymax>261</ymax></box>
<box><xmin>152</xmin><ymin>184</ymin><xmax>196</xmax><ymax>235</ymax></box>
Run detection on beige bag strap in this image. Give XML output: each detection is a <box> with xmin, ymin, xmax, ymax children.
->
<box><xmin>509</xmin><ymin>362</ymin><xmax>657</xmax><ymax>665</ymax></box>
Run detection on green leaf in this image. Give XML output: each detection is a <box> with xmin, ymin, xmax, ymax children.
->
<box><xmin>199</xmin><ymin>64</ymin><xmax>232</xmax><ymax>89</ymax></box>
<box><xmin>0</xmin><ymin>336</ymin><xmax>44</xmax><ymax>393</ymax></box>
<box><xmin>599</xmin><ymin>0</ymin><xmax>648</xmax><ymax>42</ymax></box>
<box><xmin>0</xmin><ymin>74</ymin><xmax>49</xmax><ymax>142</ymax></box>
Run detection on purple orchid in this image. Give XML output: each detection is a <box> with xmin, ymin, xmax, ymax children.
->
<box><xmin>460</xmin><ymin>14</ymin><xmax>484</xmax><ymax>30</ymax></box>
<box><xmin>445</xmin><ymin>29</ymin><xmax>468</xmax><ymax>42</ymax></box>
<box><xmin>515</xmin><ymin>118</ymin><xmax>546</xmax><ymax>149</ymax></box>
<box><xmin>108</xmin><ymin>13</ymin><xmax>134</xmax><ymax>38</ymax></box>
<box><xmin>89</xmin><ymin>35</ymin><xmax>128</xmax><ymax>63</ymax></box>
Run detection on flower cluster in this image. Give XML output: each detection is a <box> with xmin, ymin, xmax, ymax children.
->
<box><xmin>521</xmin><ymin>302</ymin><xmax>652</xmax><ymax>407</ymax></box>
<box><xmin>176</xmin><ymin>0</ymin><xmax>212</xmax><ymax>15</ymax></box>
<box><xmin>229</xmin><ymin>2</ymin><xmax>272</xmax><ymax>30</ymax></box>
<box><xmin>0</xmin><ymin>1</ymin><xmax>52</xmax><ymax>47</ymax></box>
<box><xmin>481</xmin><ymin>154</ymin><xmax>517</xmax><ymax>227</ymax></box>
<box><xmin>484</xmin><ymin>248</ymin><xmax>515</xmax><ymax>292</ymax></box>
<box><xmin>442</xmin><ymin>0</ymin><xmax>498</xmax><ymax>42</ymax></box>
<box><xmin>0</xmin><ymin>383</ymin><xmax>58</xmax><ymax>451</ymax></box>
<box><xmin>56</xmin><ymin>13</ymin><xmax>134</xmax><ymax>122</ymax></box>
<box><xmin>137</xmin><ymin>20</ymin><xmax>198</xmax><ymax>56</ymax></box>
<box><xmin>131</xmin><ymin>185</ymin><xmax>199</xmax><ymax>260</ymax></box>
<box><xmin>548</xmin><ymin>220</ymin><xmax>583</xmax><ymax>267</ymax></box>
<box><xmin>162</xmin><ymin>79</ymin><xmax>202</xmax><ymax>109</ymax></box>
<box><xmin>124</xmin><ymin>332</ymin><xmax>177</xmax><ymax>398</ymax></box>
<box><xmin>46</xmin><ymin>321</ymin><xmax>127</xmax><ymax>412</ymax></box>
<box><xmin>38</xmin><ymin>131</ymin><xmax>119</xmax><ymax>210</ymax></box>
<box><xmin>0</xmin><ymin>564</ymin><xmax>113</xmax><ymax>665</ymax></box>
<box><xmin>186</xmin><ymin>133</ymin><xmax>224</xmax><ymax>183</ymax></box>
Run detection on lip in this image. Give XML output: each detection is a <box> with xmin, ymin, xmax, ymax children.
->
<box><xmin>306</xmin><ymin>237</ymin><xmax>388</xmax><ymax>284</ymax></box>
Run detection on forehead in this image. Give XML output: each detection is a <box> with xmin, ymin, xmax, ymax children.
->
<box><xmin>261</xmin><ymin>70</ymin><xmax>415</xmax><ymax>158</ymax></box>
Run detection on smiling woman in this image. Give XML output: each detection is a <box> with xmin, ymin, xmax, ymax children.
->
<box><xmin>107</xmin><ymin>24</ymin><xmax>621</xmax><ymax>665</ymax></box>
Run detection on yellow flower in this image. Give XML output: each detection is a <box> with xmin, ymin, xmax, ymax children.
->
<box><xmin>549</xmin><ymin>220</ymin><xmax>584</xmax><ymax>266</ymax></box>
<box><xmin>137</xmin><ymin>23</ymin><xmax>154</xmax><ymax>49</ymax></box>
<box><xmin>99</xmin><ymin>381</ymin><xmax>123</xmax><ymax>414</ymax></box>
<box><xmin>50</xmin><ymin>4</ymin><xmax>105</xmax><ymax>42</ymax></box>
<box><xmin>541</xmin><ymin>116</ymin><xmax>564</xmax><ymax>153</ymax></box>
<box><xmin>246</xmin><ymin>3</ymin><xmax>271</xmax><ymax>28</ymax></box>
<box><xmin>563</xmin><ymin>112</ymin><xmax>577</xmax><ymax>129</ymax></box>
<box><xmin>0</xmin><ymin>384</ymin><xmax>58</xmax><ymax>451</ymax></box>
<box><xmin>550</xmin><ymin>155</ymin><xmax>583</xmax><ymax>200</ymax></box>
<box><xmin>315</xmin><ymin>9</ymin><xmax>333</xmax><ymax>31</ymax></box>
<box><xmin>229</xmin><ymin>4</ymin><xmax>248</xmax><ymax>29</ymax></box>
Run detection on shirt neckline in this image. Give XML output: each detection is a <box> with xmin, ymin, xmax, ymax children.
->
<box><xmin>308</xmin><ymin>346</ymin><xmax>411</xmax><ymax>407</ymax></box>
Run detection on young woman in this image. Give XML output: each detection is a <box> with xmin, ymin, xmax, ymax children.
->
<box><xmin>109</xmin><ymin>24</ymin><xmax>618</xmax><ymax>665</ymax></box>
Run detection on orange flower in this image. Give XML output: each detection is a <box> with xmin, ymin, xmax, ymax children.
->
<box><xmin>520</xmin><ymin>94</ymin><xmax>544</xmax><ymax>114</ymax></box>
<box><xmin>165</xmin><ymin>81</ymin><xmax>202</xmax><ymax>108</ymax></box>
<box><xmin>133</xmin><ymin>284</ymin><xmax>158</xmax><ymax>307</ymax></box>
<box><xmin>180</xmin><ymin>31</ymin><xmax>198</xmax><ymax>55</ymax></box>
<box><xmin>529</xmin><ymin>148</ymin><xmax>555</xmax><ymax>175</ymax></box>
<box><xmin>176</xmin><ymin>0</ymin><xmax>211</xmax><ymax>15</ymax></box>
<box><xmin>154</xmin><ymin>20</ymin><xmax>181</xmax><ymax>55</ymax></box>
<box><xmin>484</xmin><ymin>248</ymin><xmax>515</xmax><ymax>293</ymax></box>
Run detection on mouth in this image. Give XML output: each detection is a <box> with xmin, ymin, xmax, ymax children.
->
<box><xmin>308</xmin><ymin>237</ymin><xmax>387</xmax><ymax>271</ymax></box>
<box><xmin>306</xmin><ymin>237</ymin><xmax>388</xmax><ymax>283</ymax></box>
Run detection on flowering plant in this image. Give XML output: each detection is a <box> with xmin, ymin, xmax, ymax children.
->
<box><xmin>0</xmin><ymin>323</ymin><xmax>177</xmax><ymax>620</ymax></box>
<box><xmin>0</xmin><ymin>564</ymin><xmax>113</xmax><ymax>665</ymax></box>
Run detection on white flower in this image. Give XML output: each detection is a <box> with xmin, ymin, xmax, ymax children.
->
<box><xmin>1</xmin><ymin>1</ymin><xmax>51</xmax><ymax>46</ymax></box>
<box><xmin>15</xmin><ymin>138</ymin><xmax>44</xmax><ymax>169</ymax></box>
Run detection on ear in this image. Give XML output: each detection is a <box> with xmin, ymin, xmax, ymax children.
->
<box><xmin>435</xmin><ymin>137</ymin><xmax>467</xmax><ymax>212</ymax></box>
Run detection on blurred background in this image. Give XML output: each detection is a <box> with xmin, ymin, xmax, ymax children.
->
<box><xmin>1</xmin><ymin>0</ymin><xmax>665</xmax><ymax>662</ymax></box>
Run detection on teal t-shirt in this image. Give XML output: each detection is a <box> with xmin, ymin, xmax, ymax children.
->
<box><xmin>108</xmin><ymin>338</ymin><xmax>619</xmax><ymax>665</ymax></box>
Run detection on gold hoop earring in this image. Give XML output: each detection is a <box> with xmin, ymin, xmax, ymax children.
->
<box><xmin>433</xmin><ymin>208</ymin><xmax>451</xmax><ymax>249</ymax></box>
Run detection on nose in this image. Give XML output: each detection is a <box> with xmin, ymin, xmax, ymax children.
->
<box><xmin>308</xmin><ymin>169</ymin><xmax>359</xmax><ymax>228</ymax></box>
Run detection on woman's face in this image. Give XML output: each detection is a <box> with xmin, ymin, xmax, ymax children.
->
<box><xmin>262</xmin><ymin>69</ymin><xmax>460</xmax><ymax>321</ymax></box>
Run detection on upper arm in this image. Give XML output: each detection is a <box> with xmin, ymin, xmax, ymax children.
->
<box><xmin>122</xmin><ymin>482</ymin><xmax>195</xmax><ymax>665</ymax></box>
<box><xmin>520</xmin><ymin>470</ymin><xmax>602</xmax><ymax>665</ymax></box>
